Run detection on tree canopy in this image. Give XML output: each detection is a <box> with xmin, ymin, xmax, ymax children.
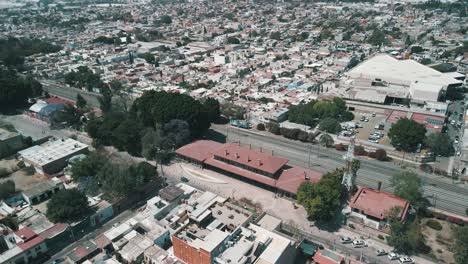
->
<box><xmin>46</xmin><ymin>189</ymin><xmax>90</xmax><ymax>223</ymax></box>
<box><xmin>64</xmin><ymin>66</ymin><xmax>104</xmax><ymax>91</ymax></box>
<box><xmin>0</xmin><ymin>69</ymin><xmax>43</xmax><ymax>113</ymax></box>
<box><xmin>288</xmin><ymin>97</ymin><xmax>353</xmax><ymax>127</ymax></box>
<box><xmin>131</xmin><ymin>90</ymin><xmax>210</xmax><ymax>138</ymax></box>
<box><xmin>296</xmin><ymin>169</ymin><xmax>345</xmax><ymax>221</ymax></box>
<box><xmin>202</xmin><ymin>98</ymin><xmax>221</xmax><ymax>123</ymax></box>
<box><xmin>387</xmin><ymin>213</ymin><xmax>429</xmax><ymax>254</ymax></box>
<box><xmin>319</xmin><ymin>117</ymin><xmax>342</xmax><ymax>134</ymax></box>
<box><xmin>388</xmin><ymin>118</ymin><xmax>426</xmax><ymax>152</ymax></box>
<box><xmin>391</xmin><ymin>170</ymin><xmax>427</xmax><ymax>210</ymax></box>
<box><xmin>425</xmin><ymin>133</ymin><xmax>454</xmax><ymax>157</ymax></box>
<box><xmin>0</xmin><ymin>36</ymin><xmax>61</xmax><ymax>69</ymax></box>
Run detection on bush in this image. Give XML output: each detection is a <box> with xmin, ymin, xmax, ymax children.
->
<box><xmin>268</xmin><ymin>122</ymin><xmax>280</xmax><ymax>135</ymax></box>
<box><xmin>297</xmin><ymin>131</ymin><xmax>309</xmax><ymax>142</ymax></box>
<box><xmin>280</xmin><ymin>128</ymin><xmax>301</xmax><ymax>140</ymax></box>
<box><xmin>348</xmin><ymin>223</ymin><xmax>355</xmax><ymax>229</ymax></box>
<box><xmin>377</xmin><ymin>234</ymin><xmax>385</xmax><ymax>240</ymax></box>
<box><xmin>16</xmin><ymin>160</ymin><xmax>25</xmax><ymax>169</ymax></box>
<box><xmin>257</xmin><ymin>123</ymin><xmax>265</xmax><ymax>131</ymax></box>
<box><xmin>368</xmin><ymin>151</ymin><xmax>376</xmax><ymax>158</ymax></box>
<box><xmin>375</xmin><ymin>149</ymin><xmax>387</xmax><ymax>161</ymax></box>
<box><xmin>0</xmin><ymin>167</ymin><xmax>9</xmax><ymax>178</ymax></box>
<box><xmin>24</xmin><ymin>166</ymin><xmax>35</xmax><ymax>175</ymax></box>
<box><xmin>354</xmin><ymin>145</ymin><xmax>367</xmax><ymax>156</ymax></box>
<box><xmin>335</xmin><ymin>143</ymin><xmax>347</xmax><ymax>151</ymax></box>
<box><xmin>426</xmin><ymin>219</ymin><xmax>443</xmax><ymax>231</ymax></box>
<box><xmin>420</xmin><ymin>163</ymin><xmax>433</xmax><ymax>174</ymax></box>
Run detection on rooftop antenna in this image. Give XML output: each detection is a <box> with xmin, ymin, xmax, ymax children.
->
<box><xmin>342</xmin><ymin>135</ymin><xmax>356</xmax><ymax>191</ymax></box>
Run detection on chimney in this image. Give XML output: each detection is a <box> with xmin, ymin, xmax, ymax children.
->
<box><xmin>377</xmin><ymin>181</ymin><xmax>382</xmax><ymax>191</ymax></box>
<box><xmin>235</xmin><ymin>152</ymin><xmax>239</xmax><ymax>159</ymax></box>
<box><xmin>247</xmin><ymin>155</ymin><xmax>251</xmax><ymax>162</ymax></box>
<box><xmin>224</xmin><ymin>149</ymin><xmax>229</xmax><ymax>155</ymax></box>
<box><xmin>257</xmin><ymin>159</ymin><xmax>262</xmax><ymax>166</ymax></box>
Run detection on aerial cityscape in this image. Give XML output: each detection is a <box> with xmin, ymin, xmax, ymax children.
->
<box><xmin>0</xmin><ymin>0</ymin><xmax>467</xmax><ymax>264</ymax></box>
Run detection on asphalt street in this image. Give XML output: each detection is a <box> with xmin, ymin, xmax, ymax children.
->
<box><xmin>213</xmin><ymin>124</ymin><xmax>468</xmax><ymax>216</ymax></box>
<box><xmin>40</xmin><ymin>79</ymin><xmax>102</xmax><ymax>108</ymax></box>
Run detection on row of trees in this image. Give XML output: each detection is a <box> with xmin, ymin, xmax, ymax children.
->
<box><xmin>288</xmin><ymin>97</ymin><xmax>354</xmax><ymax>128</ymax></box>
<box><xmin>64</xmin><ymin>66</ymin><xmax>105</xmax><ymax>91</ymax></box>
<box><xmin>85</xmin><ymin>89</ymin><xmax>220</xmax><ymax>158</ymax></box>
<box><xmin>388</xmin><ymin>118</ymin><xmax>454</xmax><ymax>156</ymax></box>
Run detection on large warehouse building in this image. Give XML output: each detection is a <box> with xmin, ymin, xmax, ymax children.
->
<box><xmin>341</xmin><ymin>54</ymin><xmax>463</xmax><ymax>114</ymax></box>
<box><xmin>176</xmin><ymin>140</ymin><xmax>322</xmax><ymax>197</ymax></box>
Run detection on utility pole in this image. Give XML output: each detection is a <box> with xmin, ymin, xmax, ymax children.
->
<box><xmin>342</xmin><ymin>135</ymin><xmax>356</xmax><ymax>191</ymax></box>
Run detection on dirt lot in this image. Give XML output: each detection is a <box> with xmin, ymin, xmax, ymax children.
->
<box><xmin>0</xmin><ymin>160</ymin><xmax>49</xmax><ymax>192</ymax></box>
<box><xmin>421</xmin><ymin>218</ymin><xmax>456</xmax><ymax>264</ymax></box>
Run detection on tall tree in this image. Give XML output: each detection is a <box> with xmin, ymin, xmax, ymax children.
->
<box><xmin>391</xmin><ymin>170</ymin><xmax>427</xmax><ymax>210</ymax></box>
<box><xmin>388</xmin><ymin>118</ymin><xmax>426</xmax><ymax>152</ymax></box>
<box><xmin>425</xmin><ymin>133</ymin><xmax>454</xmax><ymax>157</ymax></box>
<box><xmin>55</xmin><ymin>104</ymin><xmax>81</xmax><ymax>128</ymax></box>
<box><xmin>203</xmin><ymin>98</ymin><xmax>221</xmax><ymax>123</ymax></box>
<box><xmin>76</xmin><ymin>94</ymin><xmax>87</xmax><ymax>109</ymax></box>
<box><xmin>98</xmin><ymin>86</ymin><xmax>112</xmax><ymax>113</ymax></box>
<box><xmin>453</xmin><ymin>226</ymin><xmax>468</xmax><ymax>264</ymax></box>
<box><xmin>0</xmin><ymin>180</ymin><xmax>16</xmax><ymax>200</ymax></box>
<box><xmin>46</xmin><ymin>189</ymin><xmax>90</xmax><ymax>223</ymax></box>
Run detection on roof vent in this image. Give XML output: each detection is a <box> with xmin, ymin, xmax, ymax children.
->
<box><xmin>225</xmin><ymin>149</ymin><xmax>229</xmax><ymax>155</ymax></box>
<box><xmin>247</xmin><ymin>155</ymin><xmax>251</xmax><ymax>162</ymax></box>
<box><xmin>257</xmin><ymin>159</ymin><xmax>262</xmax><ymax>166</ymax></box>
<box><xmin>235</xmin><ymin>152</ymin><xmax>239</xmax><ymax>159</ymax></box>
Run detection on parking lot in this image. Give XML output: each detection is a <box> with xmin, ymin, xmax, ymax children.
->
<box><xmin>341</xmin><ymin>111</ymin><xmax>390</xmax><ymax>147</ymax></box>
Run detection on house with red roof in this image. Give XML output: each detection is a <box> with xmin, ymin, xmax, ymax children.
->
<box><xmin>348</xmin><ymin>187</ymin><xmax>410</xmax><ymax>230</ymax></box>
<box><xmin>176</xmin><ymin>140</ymin><xmax>323</xmax><ymax>197</ymax></box>
<box><xmin>312</xmin><ymin>249</ymin><xmax>345</xmax><ymax>264</ymax></box>
<box><xmin>0</xmin><ymin>225</ymin><xmax>48</xmax><ymax>264</ymax></box>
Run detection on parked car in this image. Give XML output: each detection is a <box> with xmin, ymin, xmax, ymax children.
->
<box><xmin>340</xmin><ymin>236</ymin><xmax>352</xmax><ymax>244</ymax></box>
<box><xmin>360</xmin><ymin>116</ymin><xmax>366</xmax><ymax>122</ymax></box>
<box><xmin>388</xmin><ymin>252</ymin><xmax>399</xmax><ymax>260</ymax></box>
<box><xmin>376</xmin><ymin>249</ymin><xmax>387</xmax><ymax>256</ymax></box>
<box><xmin>372</xmin><ymin>112</ymin><xmax>376</xmax><ymax>117</ymax></box>
<box><xmin>352</xmin><ymin>240</ymin><xmax>366</xmax><ymax>248</ymax></box>
<box><xmin>398</xmin><ymin>256</ymin><xmax>414</xmax><ymax>263</ymax></box>
<box><xmin>181</xmin><ymin>176</ymin><xmax>189</xmax><ymax>182</ymax></box>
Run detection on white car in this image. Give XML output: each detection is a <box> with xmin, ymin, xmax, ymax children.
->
<box><xmin>388</xmin><ymin>252</ymin><xmax>399</xmax><ymax>260</ymax></box>
<box><xmin>398</xmin><ymin>256</ymin><xmax>414</xmax><ymax>263</ymax></box>
<box><xmin>352</xmin><ymin>240</ymin><xmax>366</xmax><ymax>248</ymax></box>
<box><xmin>376</xmin><ymin>249</ymin><xmax>387</xmax><ymax>256</ymax></box>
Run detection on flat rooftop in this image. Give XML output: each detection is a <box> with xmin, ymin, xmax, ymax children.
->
<box><xmin>18</xmin><ymin>138</ymin><xmax>88</xmax><ymax>166</ymax></box>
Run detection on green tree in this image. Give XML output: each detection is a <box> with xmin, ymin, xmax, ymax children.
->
<box><xmin>160</xmin><ymin>15</ymin><xmax>172</xmax><ymax>24</ymax></box>
<box><xmin>319</xmin><ymin>133</ymin><xmax>334</xmax><ymax>148</ymax></box>
<box><xmin>257</xmin><ymin>123</ymin><xmax>265</xmax><ymax>131</ymax></box>
<box><xmin>70</xmin><ymin>152</ymin><xmax>107</xmax><ymax>180</ymax></box>
<box><xmin>319</xmin><ymin>117</ymin><xmax>341</xmax><ymax>134</ymax></box>
<box><xmin>388</xmin><ymin>118</ymin><xmax>426</xmax><ymax>152</ymax></box>
<box><xmin>55</xmin><ymin>104</ymin><xmax>82</xmax><ymax>129</ymax></box>
<box><xmin>113</xmin><ymin>118</ymin><xmax>143</xmax><ymax>156</ymax></box>
<box><xmin>202</xmin><ymin>98</ymin><xmax>221</xmax><ymax>123</ymax></box>
<box><xmin>453</xmin><ymin>226</ymin><xmax>468</xmax><ymax>264</ymax></box>
<box><xmin>0</xmin><ymin>215</ymin><xmax>18</xmax><ymax>231</ymax></box>
<box><xmin>76</xmin><ymin>94</ymin><xmax>87</xmax><ymax>109</ymax></box>
<box><xmin>227</xmin><ymin>36</ymin><xmax>240</xmax><ymax>44</ymax></box>
<box><xmin>0</xmin><ymin>180</ymin><xmax>16</xmax><ymax>200</ymax></box>
<box><xmin>0</xmin><ymin>69</ymin><xmax>43</xmax><ymax>113</ymax></box>
<box><xmin>98</xmin><ymin>86</ymin><xmax>113</xmax><ymax>113</ymax></box>
<box><xmin>425</xmin><ymin>133</ymin><xmax>454</xmax><ymax>157</ymax></box>
<box><xmin>220</xmin><ymin>102</ymin><xmax>246</xmax><ymax>120</ymax></box>
<box><xmin>46</xmin><ymin>189</ymin><xmax>90</xmax><ymax>223</ymax></box>
<box><xmin>391</xmin><ymin>170</ymin><xmax>427</xmax><ymax>210</ymax></box>
<box><xmin>296</xmin><ymin>169</ymin><xmax>344</xmax><ymax>221</ymax></box>
<box><xmin>268</xmin><ymin>122</ymin><xmax>281</xmax><ymax>135</ymax></box>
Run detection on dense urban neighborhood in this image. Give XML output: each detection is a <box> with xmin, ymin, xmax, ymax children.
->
<box><xmin>1</xmin><ymin>0</ymin><xmax>468</xmax><ymax>264</ymax></box>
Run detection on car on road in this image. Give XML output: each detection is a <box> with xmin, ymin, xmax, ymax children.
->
<box><xmin>376</xmin><ymin>249</ymin><xmax>387</xmax><ymax>256</ymax></box>
<box><xmin>340</xmin><ymin>236</ymin><xmax>352</xmax><ymax>244</ymax></box>
<box><xmin>388</xmin><ymin>252</ymin><xmax>399</xmax><ymax>260</ymax></box>
<box><xmin>181</xmin><ymin>176</ymin><xmax>189</xmax><ymax>182</ymax></box>
<box><xmin>352</xmin><ymin>240</ymin><xmax>366</xmax><ymax>248</ymax></box>
<box><xmin>398</xmin><ymin>256</ymin><xmax>414</xmax><ymax>263</ymax></box>
<box><xmin>451</xmin><ymin>120</ymin><xmax>456</xmax><ymax>125</ymax></box>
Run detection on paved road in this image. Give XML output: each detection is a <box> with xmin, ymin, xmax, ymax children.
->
<box><xmin>40</xmin><ymin>79</ymin><xmax>102</xmax><ymax>108</ymax></box>
<box><xmin>213</xmin><ymin>125</ymin><xmax>468</xmax><ymax>216</ymax></box>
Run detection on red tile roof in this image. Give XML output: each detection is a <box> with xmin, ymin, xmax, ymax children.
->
<box><xmin>276</xmin><ymin>166</ymin><xmax>323</xmax><ymax>194</ymax></box>
<box><xmin>312</xmin><ymin>249</ymin><xmax>344</xmax><ymax>264</ymax></box>
<box><xmin>204</xmin><ymin>157</ymin><xmax>277</xmax><ymax>187</ymax></box>
<box><xmin>212</xmin><ymin>143</ymin><xmax>288</xmax><ymax>175</ymax></box>
<box><xmin>411</xmin><ymin>113</ymin><xmax>444</xmax><ymax>132</ymax></box>
<box><xmin>175</xmin><ymin>140</ymin><xmax>224</xmax><ymax>162</ymax></box>
<box><xmin>349</xmin><ymin>187</ymin><xmax>410</xmax><ymax>221</ymax></box>
<box><xmin>15</xmin><ymin>227</ymin><xmax>36</xmax><ymax>241</ymax></box>
<box><xmin>39</xmin><ymin>223</ymin><xmax>69</xmax><ymax>239</ymax></box>
<box><xmin>17</xmin><ymin>236</ymin><xmax>44</xmax><ymax>250</ymax></box>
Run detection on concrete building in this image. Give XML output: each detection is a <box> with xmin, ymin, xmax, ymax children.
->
<box><xmin>0</xmin><ymin>127</ymin><xmax>24</xmax><ymax>159</ymax></box>
<box><xmin>18</xmin><ymin>138</ymin><xmax>88</xmax><ymax>175</ymax></box>
<box><xmin>348</xmin><ymin>187</ymin><xmax>410</xmax><ymax>230</ymax></box>
<box><xmin>341</xmin><ymin>54</ymin><xmax>463</xmax><ymax>114</ymax></box>
<box><xmin>21</xmin><ymin>179</ymin><xmax>65</xmax><ymax>205</ymax></box>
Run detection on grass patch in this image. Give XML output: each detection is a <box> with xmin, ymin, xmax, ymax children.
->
<box><xmin>427</xmin><ymin>219</ymin><xmax>443</xmax><ymax>231</ymax></box>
